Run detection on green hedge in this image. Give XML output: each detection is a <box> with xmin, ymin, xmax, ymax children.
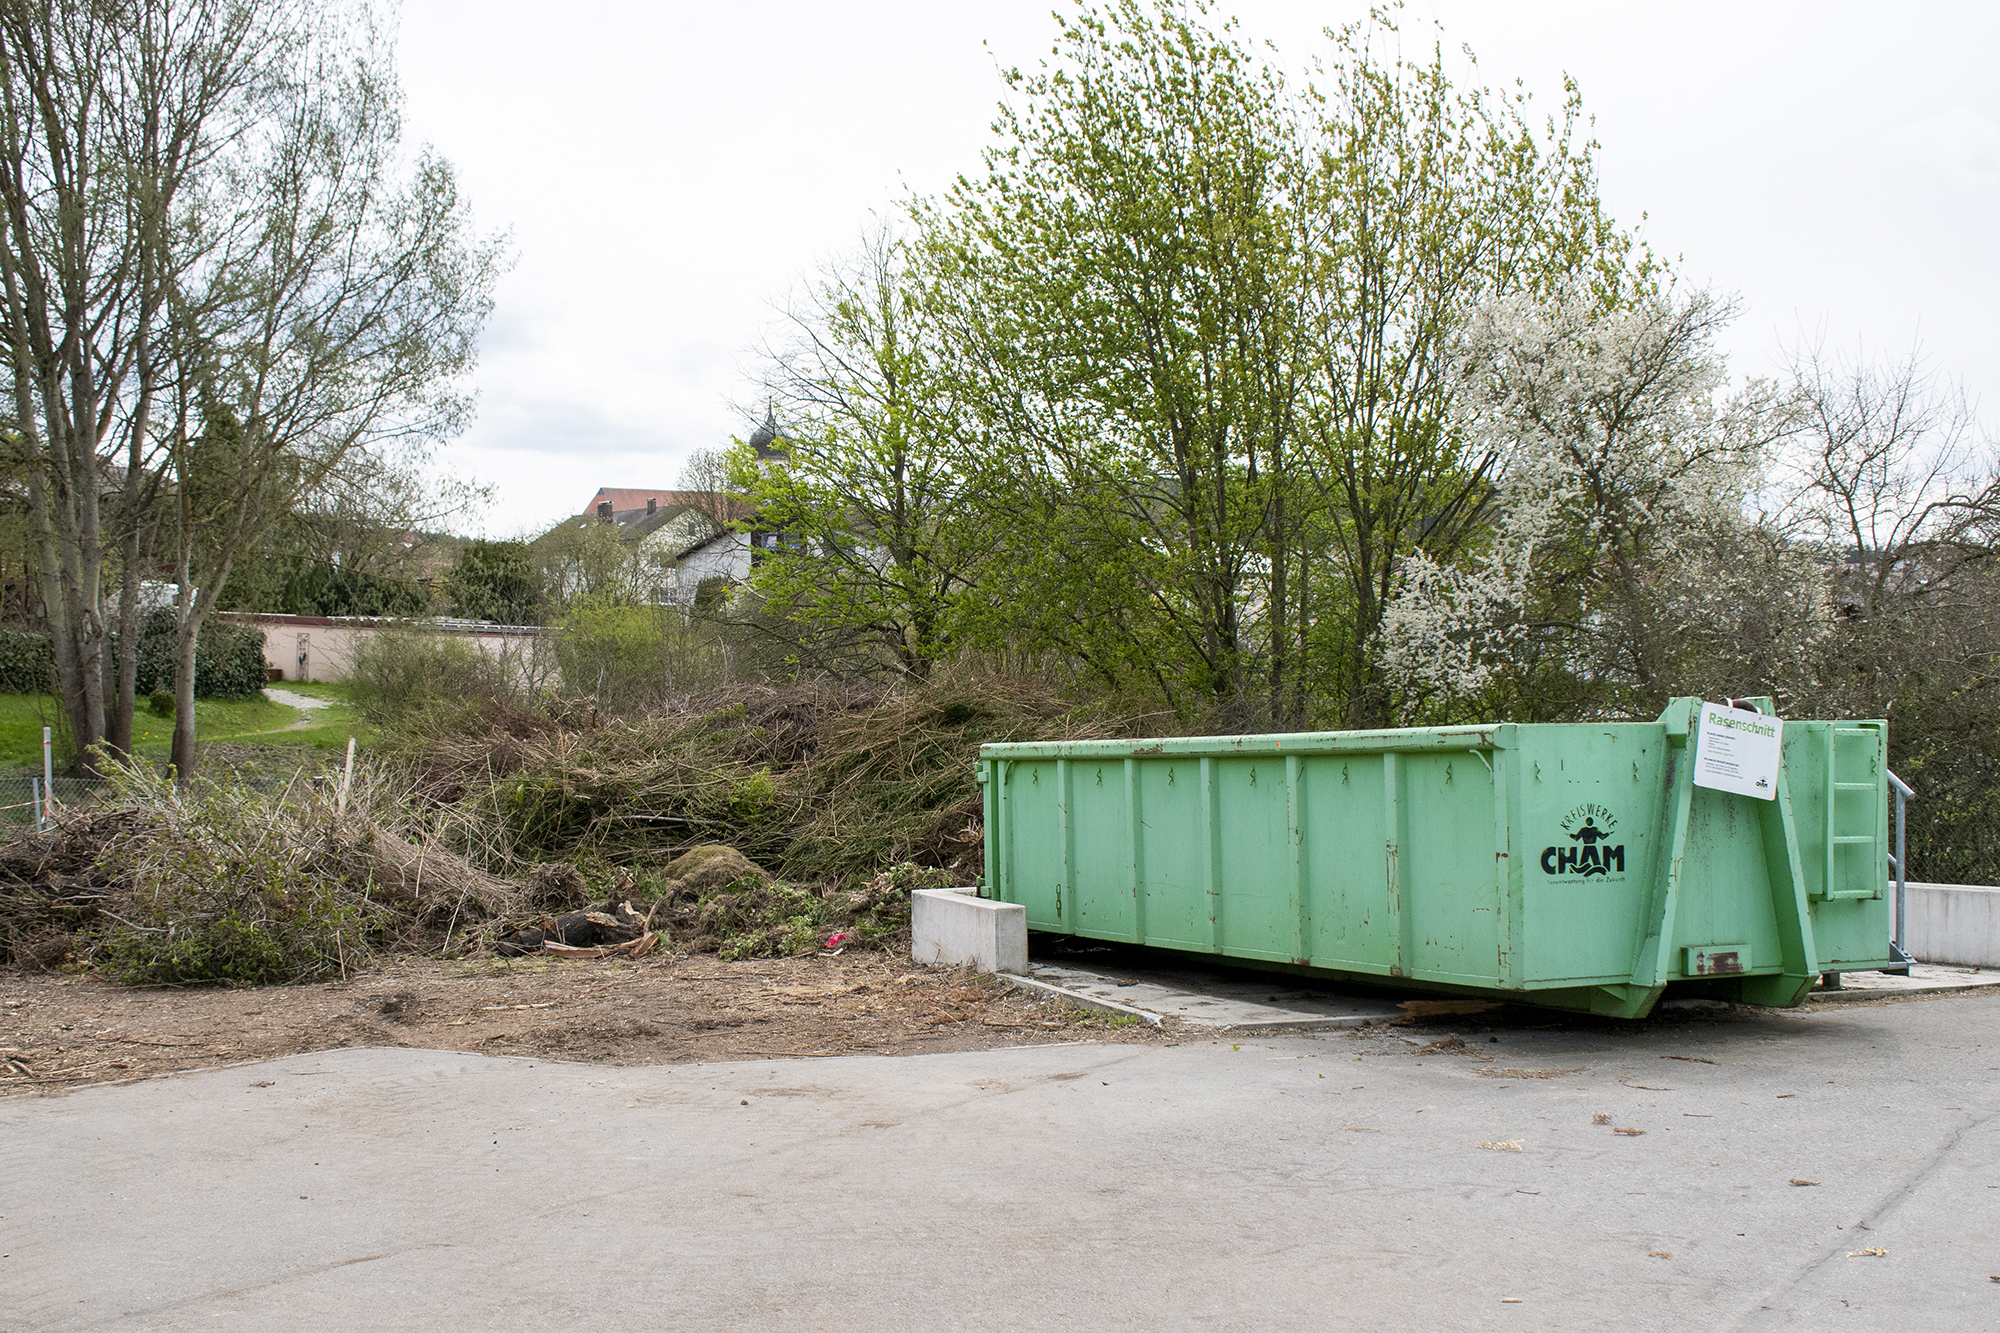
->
<box><xmin>0</xmin><ymin>629</ymin><xmax>55</xmax><ymax>695</ymax></box>
<box><xmin>0</xmin><ymin>612</ymin><xmax>267</xmax><ymax>700</ymax></box>
<box><xmin>130</xmin><ymin>609</ymin><xmax>268</xmax><ymax>699</ymax></box>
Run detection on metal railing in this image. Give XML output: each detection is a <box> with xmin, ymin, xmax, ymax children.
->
<box><xmin>1885</xmin><ymin>770</ymin><xmax>1914</xmax><ymax>974</ymax></box>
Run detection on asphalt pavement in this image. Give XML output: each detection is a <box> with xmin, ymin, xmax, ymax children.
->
<box><xmin>3</xmin><ymin>991</ymin><xmax>1996</xmax><ymax>1331</ymax></box>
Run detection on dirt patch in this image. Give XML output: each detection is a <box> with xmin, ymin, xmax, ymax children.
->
<box><xmin>0</xmin><ymin>953</ymin><xmax>1170</xmax><ymax>1096</ymax></box>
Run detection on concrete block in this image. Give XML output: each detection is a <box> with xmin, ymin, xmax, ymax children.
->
<box><xmin>1904</xmin><ymin>881</ymin><xmax>2000</xmax><ymax>969</ymax></box>
<box><xmin>911</xmin><ymin>889</ymin><xmax>1027</xmax><ymax>975</ymax></box>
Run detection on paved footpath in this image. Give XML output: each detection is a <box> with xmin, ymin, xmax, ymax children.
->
<box><xmin>3</xmin><ymin>992</ymin><xmax>1995</xmax><ymax>1332</ymax></box>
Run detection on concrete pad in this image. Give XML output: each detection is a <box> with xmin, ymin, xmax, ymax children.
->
<box><xmin>4</xmin><ymin>991</ymin><xmax>1998</xmax><ymax>1331</ymax></box>
<box><xmin>1018</xmin><ymin>961</ymin><xmax>1405</xmax><ymax>1030</ymax></box>
<box><xmin>1811</xmin><ymin>962</ymin><xmax>2000</xmax><ymax>1002</ymax></box>
<box><xmin>910</xmin><ymin>888</ymin><xmax>1027</xmax><ymax>974</ymax></box>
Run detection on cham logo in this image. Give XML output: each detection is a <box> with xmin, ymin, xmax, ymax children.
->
<box><xmin>1540</xmin><ymin>803</ymin><xmax>1624</xmax><ymax>878</ymax></box>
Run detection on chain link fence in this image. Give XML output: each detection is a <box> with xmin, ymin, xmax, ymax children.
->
<box><xmin>0</xmin><ymin>775</ymin><xmax>105</xmax><ymax>830</ymax></box>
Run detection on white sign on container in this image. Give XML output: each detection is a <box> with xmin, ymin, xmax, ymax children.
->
<box><xmin>1693</xmin><ymin>702</ymin><xmax>1783</xmax><ymax>800</ymax></box>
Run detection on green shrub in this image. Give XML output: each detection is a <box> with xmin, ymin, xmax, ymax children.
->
<box><xmin>148</xmin><ymin>689</ymin><xmax>175</xmax><ymax>718</ymax></box>
<box><xmin>0</xmin><ymin>614</ymin><xmax>264</xmax><ymax>700</ymax></box>
<box><xmin>349</xmin><ymin>623</ymin><xmax>515</xmax><ymax>723</ymax></box>
<box><xmin>0</xmin><ymin>628</ymin><xmax>56</xmax><ymax>695</ymax></box>
<box><xmin>556</xmin><ymin>594</ymin><xmax>726</xmax><ymax>713</ymax></box>
<box><xmin>87</xmin><ymin>762</ymin><xmax>392</xmax><ymax>986</ymax></box>
<box><xmin>117</xmin><ymin>609</ymin><xmax>268</xmax><ymax>699</ymax></box>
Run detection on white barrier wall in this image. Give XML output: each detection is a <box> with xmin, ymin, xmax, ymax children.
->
<box><xmin>1904</xmin><ymin>882</ymin><xmax>2000</xmax><ymax>969</ymax></box>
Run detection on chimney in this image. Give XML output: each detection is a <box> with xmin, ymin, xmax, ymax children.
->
<box><xmin>596</xmin><ymin>501</ymin><xmax>612</xmax><ymax>520</ymax></box>
<box><xmin>647</xmin><ymin>497</ymin><xmax>657</xmax><ymax>514</ymax></box>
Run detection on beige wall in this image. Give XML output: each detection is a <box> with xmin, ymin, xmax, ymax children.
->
<box><xmin>222</xmin><ymin>614</ymin><xmax>548</xmax><ymax>684</ymax></box>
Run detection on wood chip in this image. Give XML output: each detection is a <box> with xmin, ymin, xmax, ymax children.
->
<box><xmin>1479</xmin><ymin>1140</ymin><xmax>1524</xmax><ymax>1151</ymax></box>
<box><xmin>1613</xmin><ymin>1127</ymin><xmax>1646</xmax><ymax>1136</ymax></box>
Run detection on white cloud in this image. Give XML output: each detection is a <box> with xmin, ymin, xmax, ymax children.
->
<box><xmin>1907</xmin><ymin>109</ymin><xmax>2000</xmax><ymax>189</ymax></box>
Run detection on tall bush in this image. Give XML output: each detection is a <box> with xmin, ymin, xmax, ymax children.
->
<box><xmin>0</xmin><ymin>614</ymin><xmax>265</xmax><ymax>699</ymax></box>
<box><xmin>556</xmin><ymin>595</ymin><xmax>726</xmax><ymax>713</ymax></box>
<box><xmin>348</xmin><ymin>623</ymin><xmax>516</xmax><ymax>722</ymax></box>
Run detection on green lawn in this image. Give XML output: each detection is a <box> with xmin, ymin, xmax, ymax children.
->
<box><xmin>0</xmin><ymin>682</ymin><xmax>370</xmax><ymax>769</ymax></box>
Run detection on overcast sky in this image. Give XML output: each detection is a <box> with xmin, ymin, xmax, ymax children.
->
<box><xmin>396</xmin><ymin>0</ymin><xmax>2000</xmax><ymax>537</ymax></box>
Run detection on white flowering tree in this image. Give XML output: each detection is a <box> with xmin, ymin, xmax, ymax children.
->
<box><xmin>1381</xmin><ymin>291</ymin><xmax>1826</xmax><ymax>720</ymax></box>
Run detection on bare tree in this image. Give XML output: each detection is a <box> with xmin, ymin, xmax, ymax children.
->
<box><xmin>0</xmin><ymin>0</ymin><xmax>280</xmax><ymax>761</ymax></box>
<box><xmin>1783</xmin><ymin>340</ymin><xmax>1998</xmax><ymax>620</ymax></box>
<box><xmin>154</xmin><ymin>8</ymin><xmax>499</xmax><ymax>778</ymax></box>
<box><xmin>673</xmin><ymin>445</ymin><xmax>743</xmax><ymax>541</ymax></box>
<box><xmin>1779</xmin><ymin>343</ymin><xmax>2000</xmax><ymax>881</ymax></box>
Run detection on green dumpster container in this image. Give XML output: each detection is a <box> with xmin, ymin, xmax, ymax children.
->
<box><xmin>977</xmin><ymin>698</ymin><xmax>1893</xmax><ymax>1018</ymax></box>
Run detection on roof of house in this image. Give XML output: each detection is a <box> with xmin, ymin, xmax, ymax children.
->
<box><xmin>537</xmin><ymin>492</ymin><xmax>757</xmax><ymax>556</ymax></box>
<box><xmin>578</xmin><ymin>487</ymin><xmax>703</xmax><ymax>516</ymax></box>
<box><xmin>539</xmin><ymin>503</ymin><xmax>691</xmax><ymax>548</ymax></box>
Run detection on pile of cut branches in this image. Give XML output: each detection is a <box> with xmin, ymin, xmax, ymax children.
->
<box><xmin>0</xmin><ymin>760</ymin><xmax>525</xmax><ymax>984</ymax></box>
<box><xmin>391</xmin><ymin>668</ymin><xmax>1161</xmax><ymax>888</ymax></box>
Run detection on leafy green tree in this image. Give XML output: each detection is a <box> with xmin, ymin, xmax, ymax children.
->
<box><xmin>925</xmin><ymin>0</ymin><xmax>1302</xmax><ymax>722</ymax></box>
<box><xmin>0</xmin><ymin>1</ymin><xmax>499</xmax><ymax>776</ymax></box>
<box><xmin>916</xmin><ymin>0</ymin><xmax>1645</xmax><ymax>727</ymax></box>
<box><xmin>741</xmin><ymin>227</ymin><xmax>993</xmax><ymax>679</ymax></box>
<box><xmin>0</xmin><ymin>0</ymin><xmax>276</xmax><ymax>760</ymax></box>
<box><xmin>152</xmin><ymin>11</ymin><xmax>499</xmax><ymax>780</ymax></box>
<box><xmin>1290</xmin><ymin>14</ymin><xmax>1650</xmax><ymax>726</ymax></box>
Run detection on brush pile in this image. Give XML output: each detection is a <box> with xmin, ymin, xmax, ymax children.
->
<box><xmin>0</xmin><ymin>670</ymin><xmax>1161</xmax><ymax>985</ymax></box>
<box><xmin>0</xmin><ymin>759</ymin><xmax>530</xmax><ymax>984</ymax></box>
<box><xmin>396</xmin><ymin>668</ymin><xmax>1156</xmax><ymax>888</ymax></box>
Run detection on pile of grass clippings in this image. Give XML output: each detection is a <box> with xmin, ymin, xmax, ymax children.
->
<box><xmin>661</xmin><ymin>859</ymin><xmax>957</xmax><ymax>961</ymax></box>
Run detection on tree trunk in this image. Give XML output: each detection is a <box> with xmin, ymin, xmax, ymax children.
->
<box><xmin>169</xmin><ymin>606</ymin><xmax>199</xmax><ymax>784</ymax></box>
<box><xmin>106</xmin><ymin>524</ymin><xmax>142</xmax><ymax>756</ymax></box>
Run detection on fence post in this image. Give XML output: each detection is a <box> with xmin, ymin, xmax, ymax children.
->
<box><xmin>337</xmin><ymin>735</ymin><xmax>356</xmax><ymax>818</ymax></box>
<box><xmin>31</xmin><ymin>775</ymin><xmax>41</xmax><ymax>834</ymax></box>
<box><xmin>42</xmin><ymin>726</ymin><xmax>53</xmax><ymax>823</ymax></box>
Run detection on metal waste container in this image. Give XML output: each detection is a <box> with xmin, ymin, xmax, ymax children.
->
<box><xmin>977</xmin><ymin>698</ymin><xmax>1893</xmax><ymax>1017</ymax></box>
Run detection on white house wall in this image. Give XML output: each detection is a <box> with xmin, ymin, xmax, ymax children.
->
<box><xmin>220</xmin><ymin>614</ymin><xmax>549</xmax><ymax>685</ymax></box>
<box><xmin>666</xmin><ymin>532</ymin><xmax>752</xmax><ymax>605</ymax></box>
